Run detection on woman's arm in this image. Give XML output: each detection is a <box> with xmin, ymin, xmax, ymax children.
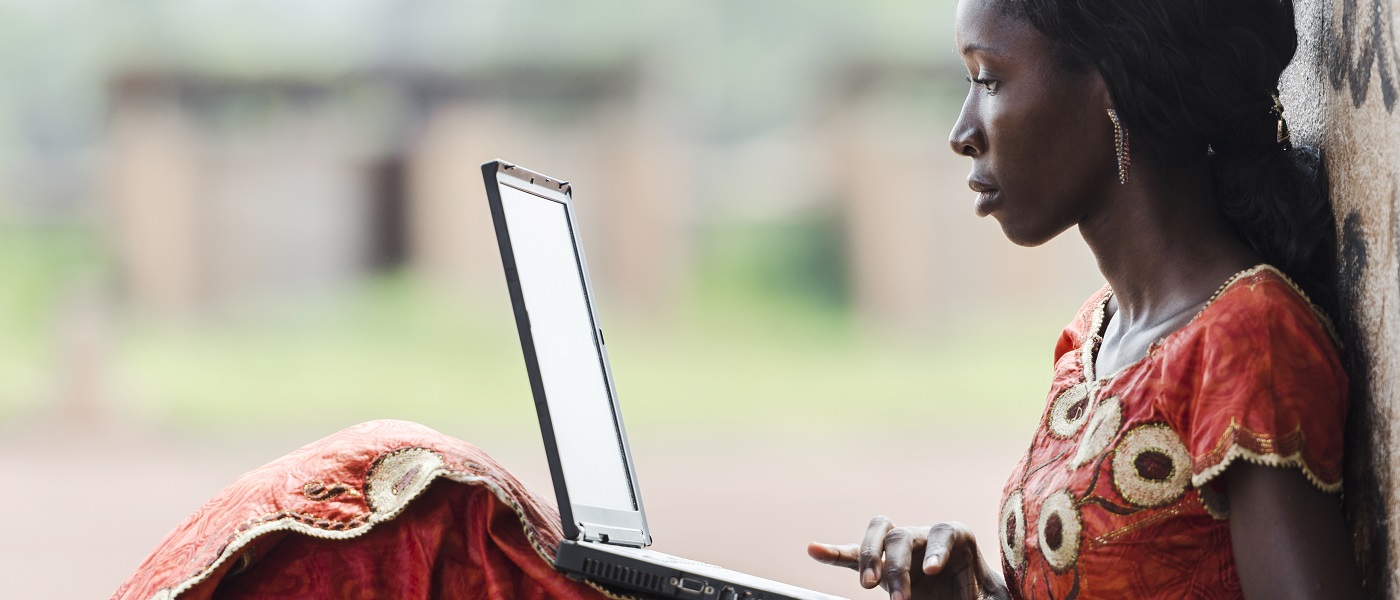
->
<box><xmin>1226</xmin><ymin>463</ymin><xmax>1364</xmax><ymax>598</ymax></box>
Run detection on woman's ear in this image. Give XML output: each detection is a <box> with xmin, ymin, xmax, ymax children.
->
<box><xmin>1086</xmin><ymin>70</ymin><xmax>1113</xmax><ymax>110</ymax></box>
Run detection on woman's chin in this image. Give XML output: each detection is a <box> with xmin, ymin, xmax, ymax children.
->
<box><xmin>994</xmin><ymin>217</ymin><xmax>1063</xmax><ymax>248</ymax></box>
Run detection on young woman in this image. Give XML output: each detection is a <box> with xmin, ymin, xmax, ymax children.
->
<box><xmin>806</xmin><ymin>0</ymin><xmax>1364</xmax><ymax>597</ymax></box>
<box><xmin>117</xmin><ymin>0</ymin><xmax>1365</xmax><ymax>597</ymax></box>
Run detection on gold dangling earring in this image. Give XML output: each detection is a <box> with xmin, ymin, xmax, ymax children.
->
<box><xmin>1106</xmin><ymin>108</ymin><xmax>1130</xmax><ymax>184</ymax></box>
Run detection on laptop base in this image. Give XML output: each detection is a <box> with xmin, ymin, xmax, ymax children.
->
<box><xmin>556</xmin><ymin>540</ymin><xmax>844</xmax><ymax>600</ymax></box>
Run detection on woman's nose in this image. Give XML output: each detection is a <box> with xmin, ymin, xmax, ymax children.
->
<box><xmin>948</xmin><ymin>100</ymin><xmax>983</xmax><ymax>157</ymax></box>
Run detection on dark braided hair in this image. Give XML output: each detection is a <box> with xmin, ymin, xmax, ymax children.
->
<box><xmin>998</xmin><ymin>0</ymin><xmax>1338</xmax><ymax>316</ymax></box>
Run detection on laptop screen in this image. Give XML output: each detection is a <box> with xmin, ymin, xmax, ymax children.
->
<box><xmin>497</xmin><ymin>181</ymin><xmax>638</xmax><ymax>513</ymax></box>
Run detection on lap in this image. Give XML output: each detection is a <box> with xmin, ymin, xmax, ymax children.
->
<box><xmin>113</xmin><ymin>420</ymin><xmax>615</xmax><ymax>600</ymax></box>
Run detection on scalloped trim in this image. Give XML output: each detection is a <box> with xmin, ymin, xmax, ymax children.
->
<box><xmin>1191</xmin><ymin>443</ymin><xmax>1342</xmax><ymax>494</ymax></box>
<box><xmin>152</xmin><ymin>452</ymin><xmax>635</xmax><ymax>600</ymax></box>
<box><xmin>1192</xmin><ymin>418</ymin><xmax>1341</xmax><ymax>496</ymax></box>
<box><xmin>1197</xmin><ymin>484</ymin><xmax>1230</xmax><ymax>520</ymax></box>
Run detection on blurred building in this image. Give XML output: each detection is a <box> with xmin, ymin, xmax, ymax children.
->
<box><xmin>102</xmin><ymin>66</ymin><xmax>696</xmax><ymax>318</ymax></box>
<box><xmin>8</xmin><ymin>0</ymin><xmax>1104</xmax><ymax>333</ymax></box>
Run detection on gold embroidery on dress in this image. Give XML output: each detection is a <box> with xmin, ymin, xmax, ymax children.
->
<box><xmin>1069</xmin><ymin>396</ymin><xmax>1121</xmax><ymax>469</ymax></box>
<box><xmin>1000</xmin><ymin>490</ymin><xmax>1027</xmax><ymax>570</ymax></box>
<box><xmin>1088</xmin><ymin>504</ymin><xmax>1188</xmax><ymax>546</ymax></box>
<box><xmin>302</xmin><ymin>480</ymin><xmax>362</xmax><ymax>502</ymax></box>
<box><xmin>1081</xmin><ymin>292</ymin><xmax>1110</xmax><ymax>382</ymax></box>
<box><xmin>1048</xmin><ymin>383</ymin><xmax>1094</xmax><ymax>439</ymax></box>
<box><xmin>1110</xmin><ymin>423</ymin><xmax>1192</xmax><ymax>508</ymax></box>
<box><xmin>1192</xmin><ymin>418</ymin><xmax>1340</xmax><ymax>493</ymax></box>
<box><xmin>1037</xmin><ymin>490</ymin><xmax>1083</xmax><ymax>573</ymax></box>
<box><xmin>365</xmin><ymin>447</ymin><xmax>445</xmax><ymax>514</ymax></box>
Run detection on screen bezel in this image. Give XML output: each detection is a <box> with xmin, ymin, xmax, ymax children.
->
<box><xmin>481</xmin><ymin>160</ymin><xmax>651</xmax><ymax>546</ymax></box>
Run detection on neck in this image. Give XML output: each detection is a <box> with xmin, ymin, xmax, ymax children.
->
<box><xmin>1078</xmin><ymin>159</ymin><xmax>1259</xmax><ymax>327</ymax></box>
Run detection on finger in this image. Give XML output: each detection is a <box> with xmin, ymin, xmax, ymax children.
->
<box><xmin>882</xmin><ymin>527</ymin><xmax>926</xmax><ymax>600</ymax></box>
<box><xmin>860</xmin><ymin>516</ymin><xmax>895</xmax><ymax>589</ymax></box>
<box><xmin>807</xmin><ymin>542</ymin><xmax>860</xmax><ymax>570</ymax></box>
<box><xmin>922</xmin><ymin>521</ymin><xmax>974</xmax><ymax>576</ymax></box>
<box><xmin>954</xmin><ymin>559</ymin><xmax>982</xmax><ymax>599</ymax></box>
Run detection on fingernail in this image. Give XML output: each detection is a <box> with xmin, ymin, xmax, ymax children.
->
<box><xmin>891</xmin><ymin>591</ymin><xmax>906</xmax><ymax>600</ymax></box>
<box><xmin>862</xmin><ymin>568</ymin><xmax>875</xmax><ymax>587</ymax></box>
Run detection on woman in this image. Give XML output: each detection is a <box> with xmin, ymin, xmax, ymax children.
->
<box><xmin>807</xmin><ymin>0</ymin><xmax>1364</xmax><ymax>596</ymax></box>
<box><xmin>118</xmin><ymin>0</ymin><xmax>1364</xmax><ymax>597</ymax></box>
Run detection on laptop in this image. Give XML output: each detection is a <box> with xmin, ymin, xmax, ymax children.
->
<box><xmin>481</xmin><ymin>160</ymin><xmax>847</xmax><ymax>600</ymax></box>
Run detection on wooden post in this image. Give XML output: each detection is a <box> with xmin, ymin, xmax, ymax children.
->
<box><xmin>1285</xmin><ymin>0</ymin><xmax>1400</xmax><ymax>595</ymax></box>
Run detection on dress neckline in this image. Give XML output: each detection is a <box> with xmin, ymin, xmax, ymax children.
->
<box><xmin>1080</xmin><ymin>264</ymin><xmax>1292</xmax><ymax>385</ymax></box>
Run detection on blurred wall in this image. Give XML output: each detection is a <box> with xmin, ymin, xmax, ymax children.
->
<box><xmin>106</xmin><ymin>74</ymin><xmax>374</xmax><ymax>314</ymax></box>
<box><xmin>1283</xmin><ymin>0</ymin><xmax>1400</xmax><ymax>595</ymax></box>
<box><xmin>7</xmin><ymin>0</ymin><xmax>1116</xmax><ymax>425</ymax></box>
<box><xmin>100</xmin><ymin>66</ymin><xmax>1102</xmax><ymax>326</ymax></box>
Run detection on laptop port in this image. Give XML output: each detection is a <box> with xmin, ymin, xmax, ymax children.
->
<box><xmin>718</xmin><ymin>587</ymin><xmax>739</xmax><ymax>600</ymax></box>
<box><xmin>677</xmin><ymin>577</ymin><xmax>705</xmax><ymax>594</ymax></box>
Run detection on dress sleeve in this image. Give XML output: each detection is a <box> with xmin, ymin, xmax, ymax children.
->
<box><xmin>1184</xmin><ymin>278</ymin><xmax>1348</xmax><ymax>494</ymax></box>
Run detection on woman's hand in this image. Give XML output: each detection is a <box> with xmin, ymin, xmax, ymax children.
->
<box><xmin>807</xmin><ymin>517</ymin><xmax>1010</xmax><ymax>600</ymax></box>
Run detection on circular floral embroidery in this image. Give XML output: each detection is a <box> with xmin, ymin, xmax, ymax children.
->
<box><xmin>1000</xmin><ymin>491</ymin><xmax>1026</xmax><ymax>570</ymax></box>
<box><xmin>1111</xmin><ymin>423</ymin><xmax>1192</xmax><ymax>508</ymax></box>
<box><xmin>1036</xmin><ymin>490</ymin><xmax>1082</xmax><ymax>572</ymax></box>
<box><xmin>1069</xmin><ymin>396</ymin><xmax>1121</xmax><ymax>469</ymax></box>
<box><xmin>1048</xmin><ymin>383</ymin><xmax>1093</xmax><ymax>438</ymax></box>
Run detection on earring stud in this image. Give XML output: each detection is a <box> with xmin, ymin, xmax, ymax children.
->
<box><xmin>1107</xmin><ymin>108</ymin><xmax>1130</xmax><ymax>184</ymax></box>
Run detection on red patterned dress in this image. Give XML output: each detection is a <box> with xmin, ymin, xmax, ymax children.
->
<box><xmin>999</xmin><ymin>265</ymin><xmax>1347</xmax><ymax>599</ymax></box>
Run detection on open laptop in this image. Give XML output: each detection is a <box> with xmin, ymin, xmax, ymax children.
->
<box><xmin>481</xmin><ymin>160</ymin><xmax>846</xmax><ymax>600</ymax></box>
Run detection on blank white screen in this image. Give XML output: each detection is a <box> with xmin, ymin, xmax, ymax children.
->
<box><xmin>499</xmin><ymin>183</ymin><xmax>636</xmax><ymax>512</ymax></box>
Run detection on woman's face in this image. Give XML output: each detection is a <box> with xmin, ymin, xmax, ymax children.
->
<box><xmin>950</xmin><ymin>0</ymin><xmax>1118</xmax><ymax>246</ymax></box>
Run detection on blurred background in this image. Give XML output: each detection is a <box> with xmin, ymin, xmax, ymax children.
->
<box><xmin>0</xmin><ymin>0</ymin><xmax>1105</xmax><ymax>597</ymax></box>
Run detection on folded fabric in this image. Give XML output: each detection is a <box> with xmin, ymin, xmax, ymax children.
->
<box><xmin>113</xmin><ymin>419</ymin><xmax>619</xmax><ymax>600</ymax></box>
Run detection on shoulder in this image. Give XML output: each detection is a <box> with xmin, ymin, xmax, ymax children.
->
<box><xmin>1163</xmin><ymin>265</ymin><xmax>1348</xmax><ymax>492</ymax></box>
<box><xmin>1175</xmin><ymin>265</ymin><xmax>1345</xmax><ymax>385</ymax></box>
<box><xmin>1193</xmin><ymin>265</ymin><xmax>1340</xmax><ymax>350</ymax></box>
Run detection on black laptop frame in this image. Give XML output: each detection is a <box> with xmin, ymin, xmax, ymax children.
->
<box><xmin>481</xmin><ymin>159</ymin><xmax>652</xmax><ymax>547</ymax></box>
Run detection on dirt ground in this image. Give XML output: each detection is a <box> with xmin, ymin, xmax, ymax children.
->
<box><xmin>0</xmin><ymin>418</ymin><xmax>1028</xmax><ymax>599</ymax></box>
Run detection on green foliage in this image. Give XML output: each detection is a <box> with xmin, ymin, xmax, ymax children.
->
<box><xmin>0</xmin><ymin>216</ymin><xmax>1055</xmax><ymax>436</ymax></box>
<box><xmin>694</xmin><ymin>212</ymin><xmax>850</xmax><ymax>321</ymax></box>
<box><xmin>110</xmin><ymin>266</ymin><xmax>1053</xmax><ymax>433</ymax></box>
<box><xmin>0</xmin><ymin>224</ymin><xmax>102</xmax><ymax>416</ymax></box>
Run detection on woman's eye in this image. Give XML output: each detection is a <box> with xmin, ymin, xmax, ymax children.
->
<box><xmin>966</xmin><ymin>76</ymin><xmax>1000</xmax><ymax>96</ymax></box>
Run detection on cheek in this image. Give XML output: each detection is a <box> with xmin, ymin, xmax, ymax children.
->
<box><xmin>982</xmin><ymin>98</ymin><xmax>1112</xmax><ymax>245</ymax></box>
<box><xmin>994</xmin><ymin>99</ymin><xmax>1111</xmax><ymax>199</ymax></box>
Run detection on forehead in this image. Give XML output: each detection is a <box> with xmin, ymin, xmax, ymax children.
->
<box><xmin>954</xmin><ymin>0</ymin><xmax>1054</xmax><ymax>59</ymax></box>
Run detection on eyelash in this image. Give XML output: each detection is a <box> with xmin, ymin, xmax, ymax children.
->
<box><xmin>967</xmin><ymin>76</ymin><xmax>1000</xmax><ymax>95</ymax></box>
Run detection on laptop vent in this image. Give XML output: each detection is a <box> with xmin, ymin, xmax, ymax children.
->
<box><xmin>581</xmin><ymin>558</ymin><xmax>665</xmax><ymax>593</ymax></box>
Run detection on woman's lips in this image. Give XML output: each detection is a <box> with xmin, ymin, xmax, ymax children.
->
<box><xmin>968</xmin><ymin>178</ymin><xmax>1000</xmax><ymax>217</ymax></box>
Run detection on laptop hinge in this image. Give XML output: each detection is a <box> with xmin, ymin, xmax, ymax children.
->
<box><xmin>578</xmin><ymin>522</ymin><xmax>649</xmax><ymax>548</ymax></box>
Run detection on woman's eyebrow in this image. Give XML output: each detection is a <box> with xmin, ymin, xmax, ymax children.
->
<box><xmin>959</xmin><ymin>43</ymin><xmax>1003</xmax><ymax>58</ymax></box>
